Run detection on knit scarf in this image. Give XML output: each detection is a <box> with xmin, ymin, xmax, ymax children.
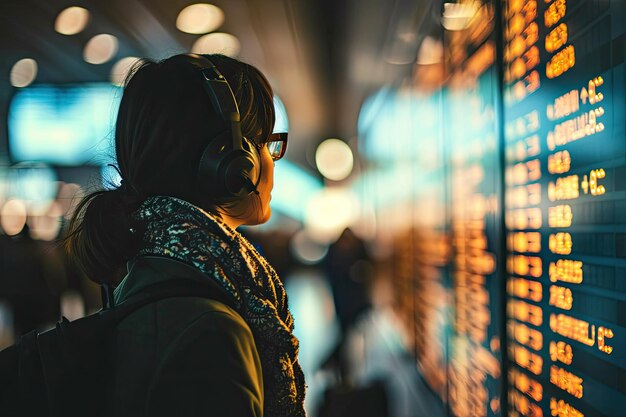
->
<box><xmin>132</xmin><ymin>196</ymin><xmax>306</xmax><ymax>417</ymax></box>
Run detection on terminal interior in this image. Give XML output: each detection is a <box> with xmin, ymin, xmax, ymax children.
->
<box><xmin>0</xmin><ymin>0</ymin><xmax>625</xmax><ymax>416</ymax></box>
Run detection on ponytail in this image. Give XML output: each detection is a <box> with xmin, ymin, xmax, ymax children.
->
<box><xmin>62</xmin><ymin>188</ymin><xmax>143</xmax><ymax>286</ymax></box>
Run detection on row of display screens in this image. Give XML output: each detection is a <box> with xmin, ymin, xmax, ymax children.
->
<box><xmin>368</xmin><ymin>1</ymin><xmax>626</xmax><ymax>416</ymax></box>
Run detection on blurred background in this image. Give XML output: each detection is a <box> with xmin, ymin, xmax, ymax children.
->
<box><xmin>0</xmin><ymin>0</ymin><xmax>625</xmax><ymax>416</ymax></box>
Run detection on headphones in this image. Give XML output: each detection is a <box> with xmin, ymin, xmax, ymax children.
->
<box><xmin>184</xmin><ymin>53</ymin><xmax>261</xmax><ymax>202</ymax></box>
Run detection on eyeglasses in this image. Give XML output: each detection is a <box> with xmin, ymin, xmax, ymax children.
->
<box><xmin>267</xmin><ymin>132</ymin><xmax>288</xmax><ymax>161</ymax></box>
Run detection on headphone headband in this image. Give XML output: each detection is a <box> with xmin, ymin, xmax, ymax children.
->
<box><xmin>185</xmin><ymin>53</ymin><xmax>260</xmax><ymax>201</ymax></box>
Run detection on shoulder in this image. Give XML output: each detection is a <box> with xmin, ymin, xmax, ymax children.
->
<box><xmin>165</xmin><ymin>297</ymin><xmax>255</xmax><ymax>350</ymax></box>
<box><xmin>146</xmin><ymin>300</ymin><xmax>264</xmax><ymax>416</ymax></box>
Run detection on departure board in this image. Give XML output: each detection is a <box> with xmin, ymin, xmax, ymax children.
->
<box><xmin>363</xmin><ymin>0</ymin><xmax>626</xmax><ymax>415</ymax></box>
<box><xmin>503</xmin><ymin>1</ymin><xmax>626</xmax><ymax>416</ymax></box>
<box><xmin>445</xmin><ymin>2</ymin><xmax>504</xmax><ymax>416</ymax></box>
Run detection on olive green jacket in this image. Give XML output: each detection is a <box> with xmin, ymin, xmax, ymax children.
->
<box><xmin>109</xmin><ymin>256</ymin><xmax>264</xmax><ymax>417</ymax></box>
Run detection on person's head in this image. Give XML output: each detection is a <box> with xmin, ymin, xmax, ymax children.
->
<box><xmin>64</xmin><ymin>53</ymin><xmax>281</xmax><ymax>284</ymax></box>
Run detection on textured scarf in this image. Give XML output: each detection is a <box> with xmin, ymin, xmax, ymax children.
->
<box><xmin>132</xmin><ymin>196</ymin><xmax>306</xmax><ymax>417</ymax></box>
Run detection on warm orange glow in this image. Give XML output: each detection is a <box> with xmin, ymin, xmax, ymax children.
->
<box><xmin>506</xmin><ymin>135</ymin><xmax>539</xmax><ymax>162</ymax></box>
<box><xmin>523</xmin><ymin>46</ymin><xmax>540</xmax><ymax>72</ymax></box>
<box><xmin>506</xmin><ymin>208</ymin><xmax>542</xmax><ymax>229</ymax></box>
<box><xmin>549</xmin><ymin>313</ymin><xmax>595</xmax><ymax>346</ymax></box>
<box><xmin>506</xmin><ymin>14</ymin><xmax>525</xmax><ymax>40</ymax></box>
<box><xmin>546</xmin><ymin>45</ymin><xmax>575</xmax><ymax>79</ymax></box>
<box><xmin>547</xmin><ymin>90</ymin><xmax>580</xmax><ymax>121</ymax></box>
<box><xmin>549</xmin><ymin>232</ymin><xmax>572</xmax><ymax>255</ymax></box>
<box><xmin>509</xmin><ymin>368</ymin><xmax>543</xmax><ymax>401</ymax></box>
<box><xmin>549</xmin><ymin>285</ymin><xmax>573</xmax><ymax>310</ymax></box>
<box><xmin>508</xmin><ymin>255</ymin><xmax>543</xmax><ymax>278</ymax></box>
<box><xmin>545</xmin><ymin>23</ymin><xmax>568</xmax><ymax>53</ymax></box>
<box><xmin>522</xmin><ymin>0</ymin><xmax>538</xmax><ymax>24</ymax></box>
<box><xmin>548</xmin><ymin>204</ymin><xmax>572</xmax><ymax>227</ymax></box>
<box><xmin>526</xmin><ymin>70</ymin><xmax>541</xmax><ymax>94</ymax></box>
<box><xmin>508</xmin><ymin>58</ymin><xmax>527</xmax><ymax>81</ymax></box>
<box><xmin>508</xmin><ymin>0</ymin><xmax>524</xmax><ymax>14</ymax></box>
<box><xmin>508</xmin><ymin>277</ymin><xmax>543</xmax><ymax>303</ymax></box>
<box><xmin>547</xmin><ymin>107</ymin><xmax>605</xmax><ymax>150</ymax></box>
<box><xmin>548</xmin><ymin>175</ymin><xmax>579</xmax><ymax>201</ymax></box>
<box><xmin>509</xmin><ymin>389</ymin><xmax>543</xmax><ymax>416</ymax></box>
<box><xmin>509</xmin><ymin>343</ymin><xmax>543</xmax><ymax>375</ymax></box>
<box><xmin>580</xmin><ymin>76</ymin><xmax>604</xmax><ymax>105</ymax></box>
<box><xmin>508</xmin><ymin>320</ymin><xmax>543</xmax><ymax>350</ymax></box>
<box><xmin>580</xmin><ymin>168</ymin><xmax>606</xmax><ymax>196</ymax></box>
<box><xmin>550</xmin><ymin>398</ymin><xmax>584</xmax><ymax>417</ymax></box>
<box><xmin>509</xmin><ymin>299</ymin><xmax>543</xmax><ymax>326</ymax></box>
<box><xmin>550</xmin><ymin>365</ymin><xmax>583</xmax><ymax>399</ymax></box>
<box><xmin>544</xmin><ymin>0</ymin><xmax>566</xmax><ymax>28</ymax></box>
<box><xmin>549</xmin><ymin>340</ymin><xmax>573</xmax><ymax>365</ymax></box>
<box><xmin>506</xmin><ymin>70</ymin><xmax>541</xmax><ymax>103</ymax></box>
<box><xmin>548</xmin><ymin>151</ymin><xmax>571</xmax><ymax>174</ymax></box>
<box><xmin>508</xmin><ymin>232</ymin><xmax>541</xmax><ymax>253</ymax></box>
<box><xmin>549</xmin><ymin>259</ymin><xmax>583</xmax><ymax>284</ymax></box>
<box><xmin>524</xmin><ymin>22</ymin><xmax>539</xmax><ymax>47</ymax></box>
<box><xmin>508</xmin><ymin>159</ymin><xmax>542</xmax><ymax>185</ymax></box>
<box><xmin>597</xmin><ymin>326</ymin><xmax>614</xmax><ymax>354</ymax></box>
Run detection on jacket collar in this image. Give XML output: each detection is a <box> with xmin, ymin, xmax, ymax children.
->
<box><xmin>114</xmin><ymin>256</ymin><xmax>223</xmax><ymax>305</ymax></box>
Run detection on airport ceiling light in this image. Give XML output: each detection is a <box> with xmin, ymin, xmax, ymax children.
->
<box><xmin>55</xmin><ymin>6</ymin><xmax>90</xmax><ymax>35</ymax></box>
<box><xmin>84</xmin><ymin>34</ymin><xmax>119</xmax><ymax>65</ymax></box>
<box><xmin>10</xmin><ymin>58</ymin><xmax>37</xmax><ymax>88</ymax></box>
<box><xmin>176</xmin><ymin>3</ymin><xmax>224</xmax><ymax>34</ymax></box>
<box><xmin>315</xmin><ymin>139</ymin><xmax>354</xmax><ymax>182</ymax></box>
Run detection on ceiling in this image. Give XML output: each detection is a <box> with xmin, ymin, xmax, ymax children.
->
<box><xmin>0</xmin><ymin>0</ymin><xmax>441</xmax><ymax>173</ymax></box>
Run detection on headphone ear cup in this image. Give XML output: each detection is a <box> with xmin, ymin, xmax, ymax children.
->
<box><xmin>219</xmin><ymin>138</ymin><xmax>259</xmax><ymax>197</ymax></box>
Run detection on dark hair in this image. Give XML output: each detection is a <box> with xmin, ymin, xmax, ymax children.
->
<box><xmin>63</xmin><ymin>54</ymin><xmax>275</xmax><ymax>285</ymax></box>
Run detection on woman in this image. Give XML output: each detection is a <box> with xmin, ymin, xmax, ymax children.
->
<box><xmin>64</xmin><ymin>54</ymin><xmax>305</xmax><ymax>417</ymax></box>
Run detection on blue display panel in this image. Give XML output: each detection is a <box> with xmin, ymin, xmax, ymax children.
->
<box><xmin>8</xmin><ymin>83</ymin><xmax>120</xmax><ymax>166</ymax></box>
<box><xmin>503</xmin><ymin>1</ymin><xmax>626</xmax><ymax>416</ymax></box>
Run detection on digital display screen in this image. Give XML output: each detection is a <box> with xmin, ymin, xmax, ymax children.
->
<box><xmin>445</xmin><ymin>8</ymin><xmax>504</xmax><ymax>415</ymax></box>
<box><xmin>503</xmin><ymin>0</ymin><xmax>626</xmax><ymax>416</ymax></box>
<box><xmin>364</xmin><ymin>0</ymin><xmax>626</xmax><ymax>415</ymax></box>
<box><xmin>7</xmin><ymin>83</ymin><xmax>120</xmax><ymax>166</ymax></box>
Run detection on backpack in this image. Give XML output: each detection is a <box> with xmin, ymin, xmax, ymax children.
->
<box><xmin>0</xmin><ymin>278</ymin><xmax>233</xmax><ymax>417</ymax></box>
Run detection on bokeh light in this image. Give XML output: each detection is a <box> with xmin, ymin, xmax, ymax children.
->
<box><xmin>304</xmin><ymin>187</ymin><xmax>359</xmax><ymax>243</ymax></box>
<box><xmin>28</xmin><ymin>201</ymin><xmax>62</xmax><ymax>241</ymax></box>
<box><xmin>10</xmin><ymin>58</ymin><xmax>37</xmax><ymax>88</ymax></box>
<box><xmin>61</xmin><ymin>291</ymin><xmax>85</xmax><ymax>321</ymax></box>
<box><xmin>176</xmin><ymin>3</ymin><xmax>224</xmax><ymax>34</ymax></box>
<box><xmin>54</xmin><ymin>6</ymin><xmax>90</xmax><ymax>35</ymax></box>
<box><xmin>417</xmin><ymin>36</ymin><xmax>444</xmax><ymax>65</ymax></box>
<box><xmin>191</xmin><ymin>32</ymin><xmax>240</xmax><ymax>57</ymax></box>
<box><xmin>7</xmin><ymin>163</ymin><xmax>57</xmax><ymax>212</ymax></box>
<box><xmin>83</xmin><ymin>34</ymin><xmax>119</xmax><ymax>64</ymax></box>
<box><xmin>57</xmin><ymin>182</ymin><xmax>84</xmax><ymax>220</ymax></box>
<box><xmin>290</xmin><ymin>229</ymin><xmax>329</xmax><ymax>264</ymax></box>
<box><xmin>441</xmin><ymin>2</ymin><xmax>478</xmax><ymax>31</ymax></box>
<box><xmin>0</xmin><ymin>199</ymin><xmax>28</xmax><ymax>236</ymax></box>
<box><xmin>315</xmin><ymin>138</ymin><xmax>354</xmax><ymax>181</ymax></box>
